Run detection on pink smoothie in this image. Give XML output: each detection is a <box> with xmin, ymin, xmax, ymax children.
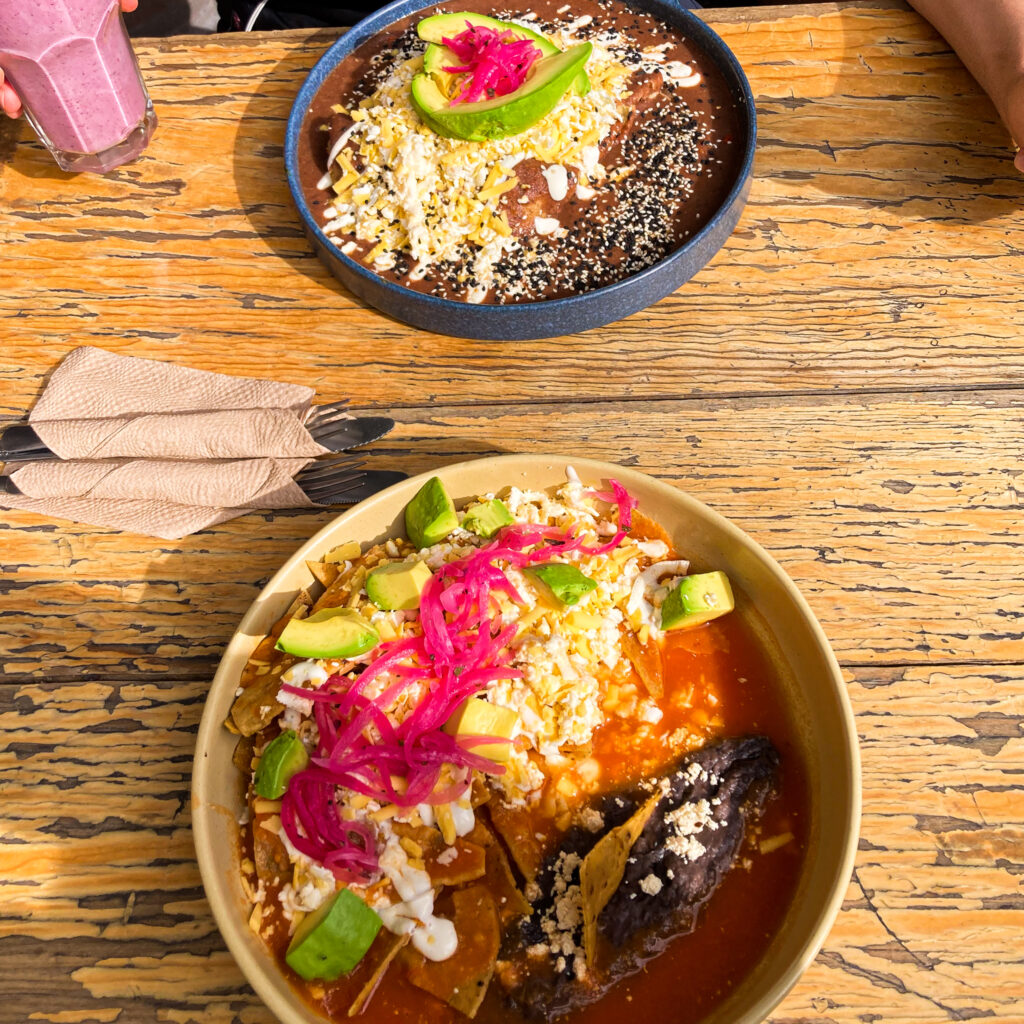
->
<box><xmin>0</xmin><ymin>0</ymin><xmax>147</xmax><ymax>154</ymax></box>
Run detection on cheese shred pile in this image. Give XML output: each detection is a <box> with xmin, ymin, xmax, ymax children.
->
<box><xmin>321</xmin><ymin>25</ymin><xmax>638</xmax><ymax>301</ymax></box>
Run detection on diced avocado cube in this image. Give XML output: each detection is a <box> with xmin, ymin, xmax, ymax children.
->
<box><xmin>366</xmin><ymin>559</ymin><xmax>433</xmax><ymax>611</ymax></box>
<box><xmin>461</xmin><ymin>498</ymin><xmax>514</xmax><ymax>539</ymax></box>
<box><xmin>527</xmin><ymin>563</ymin><xmax>598</xmax><ymax>606</ymax></box>
<box><xmin>444</xmin><ymin>696</ymin><xmax>518</xmax><ymax>763</ymax></box>
<box><xmin>660</xmin><ymin>571</ymin><xmax>735</xmax><ymax>631</ymax></box>
<box><xmin>254</xmin><ymin>729</ymin><xmax>309</xmax><ymax>799</ymax></box>
<box><xmin>405</xmin><ymin>476</ymin><xmax>459</xmax><ymax>550</ymax></box>
<box><xmin>285</xmin><ymin>889</ymin><xmax>382</xmax><ymax>981</ymax></box>
<box><xmin>276</xmin><ymin>607</ymin><xmax>379</xmax><ymax>659</ymax></box>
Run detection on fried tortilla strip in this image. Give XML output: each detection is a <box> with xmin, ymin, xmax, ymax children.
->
<box><xmin>391</xmin><ymin>822</ymin><xmax>487</xmax><ymax>887</ymax></box>
<box><xmin>487</xmin><ymin>801</ymin><xmax>545</xmax><ymax>883</ymax></box>
<box><xmin>232</xmin><ymin>734</ymin><xmax>254</xmax><ymax>776</ymax></box>
<box><xmin>469</xmin><ymin>821</ymin><xmax>531</xmax><ymax>927</ymax></box>
<box><xmin>311</xmin><ymin>541</ymin><xmax>392</xmax><ymax>614</ymax></box>
<box><xmin>306</xmin><ymin>559</ymin><xmax>340</xmax><ymax>589</ymax></box>
<box><xmin>228</xmin><ymin>589</ymin><xmax>313</xmax><ymax>736</ymax></box>
<box><xmin>348</xmin><ymin>932</ymin><xmax>410</xmax><ymax>1017</ymax></box>
<box><xmin>621</xmin><ymin>627</ymin><xmax>663</xmax><ymax>698</ymax></box>
<box><xmin>253</xmin><ymin>820</ymin><xmax>291</xmax><ymax>887</ymax></box>
<box><xmin>580</xmin><ymin>789</ymin><xmax>663</xmax><ymax>966</ymax></box>
<box><xmin>405</xmin><ymin>885</ymin><xmax>500</xmax><ymax>1019</ymax></box>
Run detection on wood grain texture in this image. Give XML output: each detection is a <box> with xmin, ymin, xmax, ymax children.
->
<box><xmin>3</xmin><ymin>390</ymin><xmax>1022</xmax><ymax>680</ymax></box>
<box><xmin>2</xmin><ymin>4</ymin><xmax>1023</xmax><ymax>1024</ymax></box>
<box><xmin>2</xmin><ymin>666</ymin><xmax>1021</xmax><ymax>1022</ymax></box>
<box><xmin>2</xmin><ymin>5</ymin><xmax>1024</xmax><ymax>416</ymax></box>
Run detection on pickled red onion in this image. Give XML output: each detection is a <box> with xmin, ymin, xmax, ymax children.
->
<box><xmin>441</xmin><ymin>23</ymin><xmax>542</xmax><ymax>105</ymax></box>
<box><xmin>278</xmin><ymin>479</ymin><xmax>637</xmax><ymax>880</ymax></box>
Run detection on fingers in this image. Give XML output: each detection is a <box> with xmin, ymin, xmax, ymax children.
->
<box><xmin>1</xmin><ymin>78</ymin><xmax>23</xmax><ymax>119</ymax></box>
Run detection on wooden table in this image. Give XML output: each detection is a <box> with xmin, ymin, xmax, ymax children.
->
<box><xmin>2</xmin><ymin>1</ymin><xmax>1022</xmax><ymax>1020</ymax></box>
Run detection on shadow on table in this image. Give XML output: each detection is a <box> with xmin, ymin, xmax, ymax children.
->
<box><xmin>229</xmin><ymin>29</ymin><xmax>359</xmax><ymax>296</ymax></box>
<box><xmin>748</xmin><ymin>5</ymin><xmax>1024</xmax><ymax>224</ymax></box>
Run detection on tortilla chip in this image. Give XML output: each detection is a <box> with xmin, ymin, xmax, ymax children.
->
<box><xmin>470</xmin><ymin>777</ymin><xmax>492</xmax><ymax>808</ymax></box>
<box><xmin>405</xmin><ymin>885</ymin><xmax>500</xmax><ymax>1019</ymax></box>
<box><xmin>580</xmin><ymin>789</ymin><xmax>663</xmax><ymax>965</ymax></box>
<box><xmin>348</xmin><ymin>932</ymin><xmax>410</xmax><ymax>1017</ymax></box>
<box><xmin>487</xmin><ymin>801</ymin><xmax>545</xmax><ymax>883</ymax></box>
<box><xmin>390</xmin><ymin>822</ymin><xmax>487</xmax><ymax>887</ymax></box>
<box><xmin>307</xmin><ymin>559</ymin><xmax>340</xmax><ymax>589</ymax></box>
<box><xmin>469</xmin><ymin>821</ymin><xmax>531</xmax><ymax>927</ymax></box>
<box><xmin>232</xmin><ymin>735</ymin><xmax>254</xmax><ymax>775</ymax></box>
<box><xmin>621</xmin><ymin>627</ymin><xmax>663</xmax><ymax>698</ymax></box>
<box><xmin>227</xmin><ymin>591</ymin><xmax>315</xmax><ymax>736</ymax></box>
<box><xmin>253</xmin><ymin>824</ymin><xmax>291</xmax><ymax>886</ymax></box>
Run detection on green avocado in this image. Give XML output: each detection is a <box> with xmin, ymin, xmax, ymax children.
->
<box><xmin>411</xmin><ymin>42</ymin><xmax>593</xmax><ymax>143</ymax></box>
<box><xmin>527</xmin><ymin>562</ymin><xmax>598</xmax><ymax>606</ymax></box>
<box><xmin>365</xmin><ymin>559</ymin><xmax>433</xmax><ymax>610</ymax></box>
<box><xmin>461</xmin><ymin>498</ymin><xmax>514</xmax><ymax>539</ymax></box>
<box><xmin>285</xmin><ymin>889</ymin><xmax>382</xmax><ymax>981</ymax></box>
<box><xmin>276</xmin><ymin>607</ymin><xmax>379</xmax><ymax>660</ymax></box>
<box><xmin>417</xmin><ymin>11</ymin><xmax>590</xmax><ymax>97</ymax></box>
<box><xmin>254</xmin><ymin>730</ymin><xmax>309</xmax><ymax>800</ymax></box>
<box><xmin>660</xmin><ymin>571</ymin><xmax>735</xmax><ymax>631</ymax></box>
<box><xmin>405</xmin><ymin>476</ymin><xmax>459</xmax><ymax>549</ymax></box>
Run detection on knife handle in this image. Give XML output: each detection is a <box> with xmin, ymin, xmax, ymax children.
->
<box><xmin>0</xmin><ymin>424</ymin><xmax>53</xmax><ymax>461</ymax></box>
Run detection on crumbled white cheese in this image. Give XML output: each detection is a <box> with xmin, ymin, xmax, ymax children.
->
<box><xmin>576</xmin><ymin>807</ymin><xmax>605</xmax><ymax>833</ymax></box>
<box><xmin>639</xmin><ymin>873</ymin><xmax>663</xmax><ymax>896</ymax></box>
<box><xmin>664</xmin><ymin>798</ymin><xmax>719</xmax><ymax>862</ymax></box>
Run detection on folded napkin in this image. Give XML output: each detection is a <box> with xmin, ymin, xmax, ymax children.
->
<box><xmin>28</xmin><ymin>347</ymin><xmax>331</xmax><ymax>460</ymax></box>
<box><xmin>0</xmin><ymin>458</ymin><xmax>318</xmax><ymax>539</ymax></box>
<box><xmin>0</xmin><ymin>347</ymin><xmax>337</xmax><ymax>539</ymax></box>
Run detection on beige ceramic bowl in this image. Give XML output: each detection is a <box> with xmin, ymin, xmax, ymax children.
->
<box><xmin>192</xmin><ymin>454</ymin><xmax>860</xmax><ymax>1024</ymax></box>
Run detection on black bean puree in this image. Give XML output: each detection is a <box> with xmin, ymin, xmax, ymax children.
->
<box><xmin>296</xmin><ymin>0</ymin><xmax>745</xmax><ymax>303</ymax></box>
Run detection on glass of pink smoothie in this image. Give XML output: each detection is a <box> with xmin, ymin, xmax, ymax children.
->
<box><xmin>0</xmin><ymin>0</ymin><xmax>156</xmax><ymax>173</ymax></box>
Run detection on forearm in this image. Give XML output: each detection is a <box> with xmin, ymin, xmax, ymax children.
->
<box><xmin>908</xmin><ymin>0</ymin><xmax>1024</xmax><ymax>153</ymax></box>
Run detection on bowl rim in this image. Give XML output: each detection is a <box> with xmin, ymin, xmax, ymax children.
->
<box><xmin>193</xmin><ymin>454</ymin><xmax>861</xmax><ymax>1024</ymax></box>
<box><xmin>283</xmin><ymin>0</ymin><xmax>758</xmax><ymax>318</ymax></box>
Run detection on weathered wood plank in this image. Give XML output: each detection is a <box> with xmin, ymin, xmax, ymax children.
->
<box><xmin>2</xmin><ymin>7</ymin><xmax>1023</xmax><ymax>417</ymax></box>
<box><xmin>2</xmin><ymin>665</ymin><xmax>1021</xmax><ymax>1021</ymax></box>
<box><xmin>2</xmin><ymin>390</ymin><xmax>1022</xmax><ymax>680</ymax></box>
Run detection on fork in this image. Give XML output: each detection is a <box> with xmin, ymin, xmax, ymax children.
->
<box><xmin>295</xmin><ymin>456</ymin><xmax>407</xmax><ymax>505</ymax></box>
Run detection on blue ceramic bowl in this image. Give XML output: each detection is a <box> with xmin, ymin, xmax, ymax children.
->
<box><xmin>284</xmin><ymin>0</ymin><xmax>756</xmax><ymax>340</ymax></box>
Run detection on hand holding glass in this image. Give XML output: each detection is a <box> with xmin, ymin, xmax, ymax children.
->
<box><xmin>0</xmin><ymin>0</ymin><xmax>156</xmax><ymax>173</ymax></box>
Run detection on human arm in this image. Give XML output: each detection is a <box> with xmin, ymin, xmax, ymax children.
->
<box><xmin>1</xmin><ymin>0</ymin><xmax>140</xmax><ymax>117</ymax></box>
<box><xmin>907</xmin><ymin>0</ymin><xmax>1024</xmax><ymax>171</ymax></box>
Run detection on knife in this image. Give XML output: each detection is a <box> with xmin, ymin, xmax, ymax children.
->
<box><xmin>0</xmin><ymin>415</ymin><xmax>396</xmax><ymax>462</ymax></box>
<box><xmin>0</xmin><ymin>465</ymin><xmax>407</xmax><ymax>506</ymax></box>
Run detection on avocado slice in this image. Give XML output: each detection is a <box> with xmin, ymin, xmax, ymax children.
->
<box><xmin>444</xmin><ymin>696</ymin><xmax>518</xmax><ymax>762</ymax></box>
<box><xmin>461</xmin><ymin>498</ymin><xmax>514</xmax><ymax>539</ymax></box>
<box><xmin>254</xmin><ymin>729</ymin><xmax>309</xmax><ymax>800</ymax></box>
<box><xmin>527</xmin><ymin>562</ymin><xmax>598</xmax><ymax>606</ymax></box>
<box><xmin>660</xmin><ymin>571</ymin><xmax>735</xmax><ymax>631</ymax></box>
<box><xmin>417</xmin><ymin>12</ymin><xmax>590</xmax><ymax>97</ymax></box>
<box><xmin>366</xmin><ymin>559</ymin><xmax>433</xmax><ymax>610</ymax></box>
<box><xmin>411</xmin><ymin>42</ymin><xmax>592</xmax><ymax>143</ymax></box>
<box><xmin>285</xmin><ymin>889</ymin><xmax>383</xmax><ymax>981</ymax></box>
<box><xmin>405</xmin><ymin>476</ymin><xmax>459</xmax><ymax>550</ymax></box>
<box><xmin>276</xmin><ymin>607</ymin><xmax>379</xmax><ymax>659</ymax></box>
